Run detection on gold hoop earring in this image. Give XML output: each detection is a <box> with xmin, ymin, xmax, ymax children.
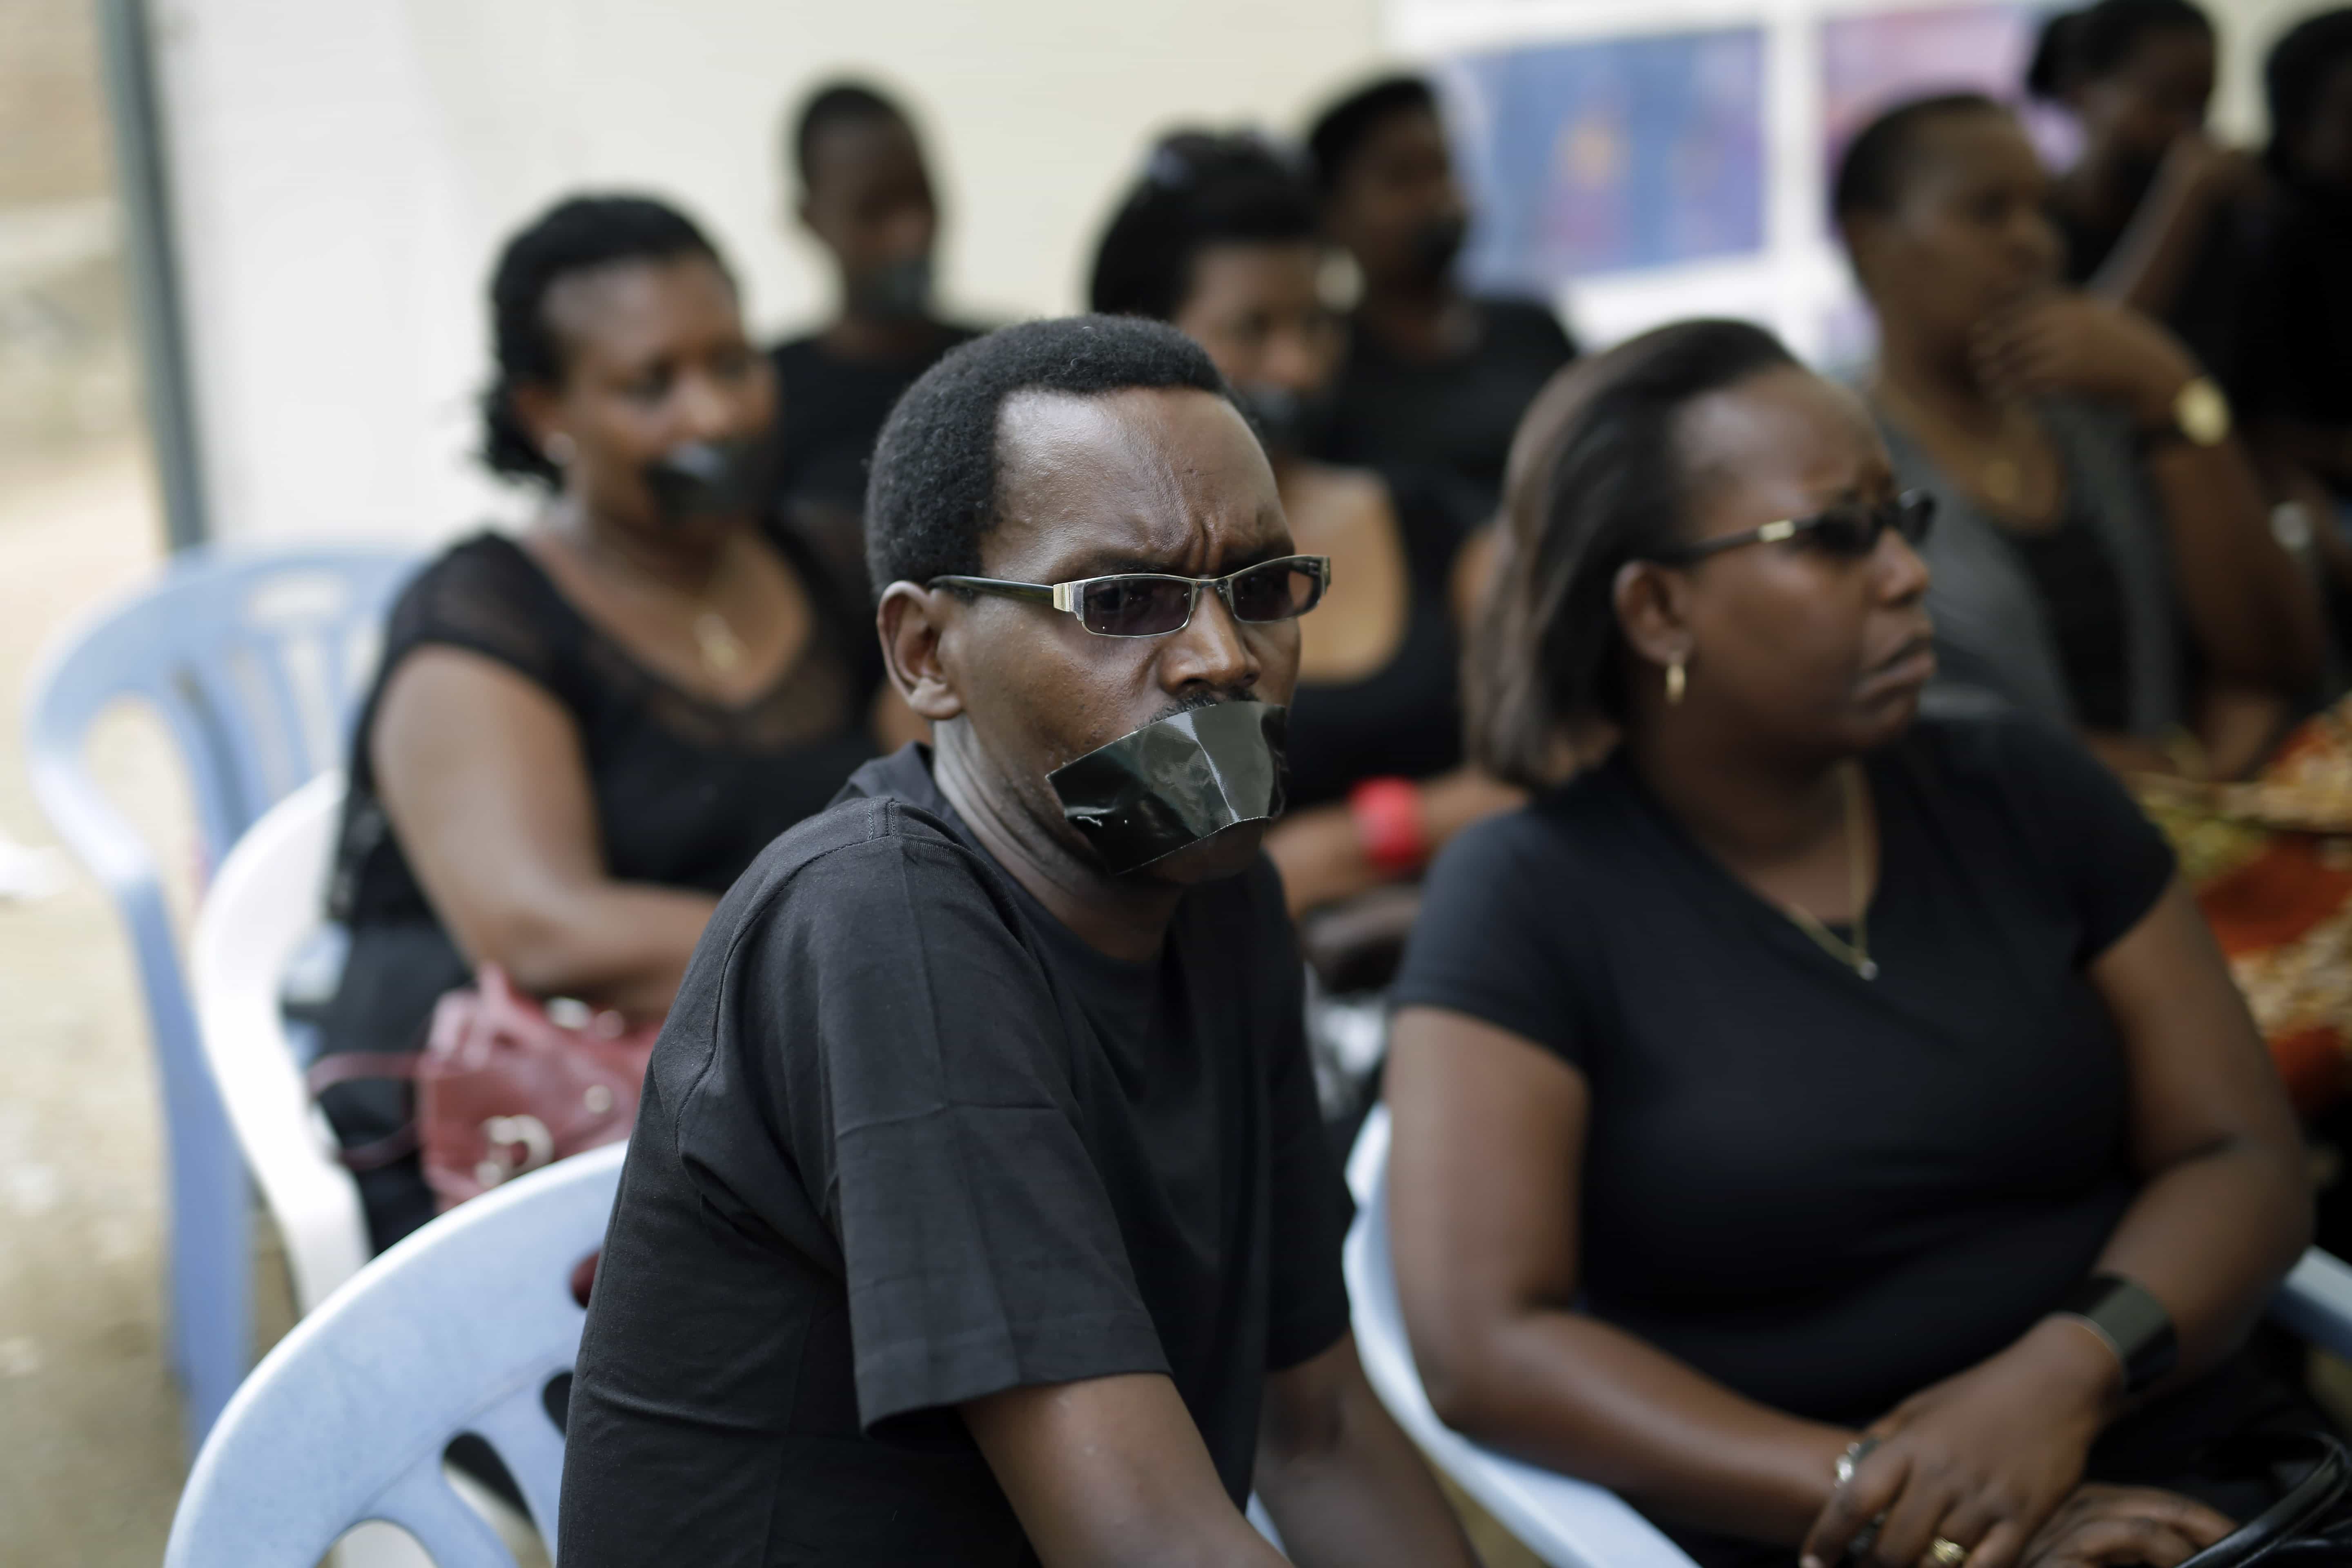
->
<box><xmin>1666</xmin><ymin>659</ymin><xmax>1687</xmax><ymax>706</ymax></box>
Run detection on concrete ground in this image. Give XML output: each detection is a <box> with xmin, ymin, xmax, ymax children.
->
<box><xmin>0</xmin><ymin>438</ymin><xmax>208</xmax><ymax>1564</ymax></box>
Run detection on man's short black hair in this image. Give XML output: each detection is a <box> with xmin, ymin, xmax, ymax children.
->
<box><xmin>1832</xmin><ymin>92</ymin><xmax>2008</xmax><ymax>220</ymax></box>
<box><xmin>2268</xmin><ymin>9</ymin><xmax>2352</xmax><ymax>176</ymax></box>
<box><xmin>791</xmin><ymin>80</ymin><xmax>908</xmax><ymax>191</ymax></box>
<box><xmin>1306</xmin><ymin>74</ymin><xmax>1439</xmax><ymax>195</ymax></box>
<box><xmin>866</xmin><ymin>316</ymin><xmax>1232</xmax><ymax>590</ymax></box>
<box><xmin>1090</xmin><ymin>131</ymin><xmax>1319</xmax><ymax>321</ymax></box>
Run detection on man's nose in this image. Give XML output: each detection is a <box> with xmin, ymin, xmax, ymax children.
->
<box><xmin>1159</xmin><ymin>581</ymin><xmax>1260</xmax><ymax>695</ymax></box>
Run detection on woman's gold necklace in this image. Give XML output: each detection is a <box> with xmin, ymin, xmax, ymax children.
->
<box><xmin>1778</xmin><ymin>763</ymin><xmax>1878</xmax><ymax>980</ymax></box>
<box><xmin>574</xmin><ymin>527</ymin><xmax>746</xmax><ymax>675</ymax></box>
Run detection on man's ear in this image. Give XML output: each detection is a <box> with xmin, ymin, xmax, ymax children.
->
<box><xmin>1612</xmin><ymin>559</ymin><xmax>1694</xmax><ymax>674</ymax></box>
<box><xmin>877</xmin><ymin>582</ymin><xmax>965</xmax><ymax>722</ymax></box>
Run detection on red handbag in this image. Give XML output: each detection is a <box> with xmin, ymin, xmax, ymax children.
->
<box><xmin>308</xmin><ymin>964</ymin><xmax>659</xmax><ymax>1211</ymax></box>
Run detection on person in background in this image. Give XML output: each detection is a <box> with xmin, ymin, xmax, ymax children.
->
<box><xmin>316</xmin><ymin>195</ymin><xmax>907</xmax><ymax>1252</ymax></box>
<box><xmin>1836</xmin><ymin>93</ymin><xmax>2322</xmax><ymax>782</ymax></box>
<box><xmin>2029</xmin><ymin>0</ymin><xmax>2260</xmax><ymax>394</ymax></box>
<box><xmin>768</xmin><ymin>80</ymin><xmax>982</xmax><ymax>575</ymax></box>
<box><xmin>1388</xmin><ymin>318</ymin><xmax>2317</xmax><ymax>1568</ymax></box>
<box><xmin>559</xmin><ymin>316</ymin><xmax>1482</xmax><ymax>1568</ymax></box>
<box><xmin>1305</xmin><ymin>74</ymin><xmax>1577</xmax><ymax>515</ymax></box>
<box><xmin>2242</xmin><ymin>9</ymin><xmax>2352</xmax><ymax>502</ymax></box>
<box><xmin>1089</xmin><ymin>131</ymin><xmax>1518</xmax><ymax>951</ymax></box>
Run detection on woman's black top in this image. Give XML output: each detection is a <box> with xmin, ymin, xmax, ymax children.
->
<box><xmin>1392</xmin><ymin>717</ymin><xmax>2312</xmax><ymax>1559</ymax></box>
<box><xmin>1282</xmin><ymin>467</ymin><xmax>1478</xmax><ymax>811</ymax></box>
<box><xmin>2002</xmin><ymin>491</ymin><xmax>2134</xmax><ymax>734</ymax></box>
<box><xmin>316</xmin><ymin>529</ymin><xmax>880</xmax><ymax>1249</ymax></box>
<box><xmin>1320</xmin><ymin>297</ymin><xmax>1577</xmax><ymax>514</ymax></box>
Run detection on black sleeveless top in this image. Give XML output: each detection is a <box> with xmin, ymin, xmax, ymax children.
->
<box><xmin>1282</xmin><ymin>467</ymin><xmax>1479</xmax><ymax>811</ymax></box>
<box><xmin>317</xmin><ymin>529</ymin><xmax>880</xmax><ymax>1248</ymax></box>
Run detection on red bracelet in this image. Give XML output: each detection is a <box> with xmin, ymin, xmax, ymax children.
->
<box><xmin>1350</xmin><ymin>776</ymin><xmax>1428</xmax><ymax>876</ymax></box>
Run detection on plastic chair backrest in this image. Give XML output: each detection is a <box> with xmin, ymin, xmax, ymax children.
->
<box><xmin>1343</xmin><ymin>1107</ymin><xmax>1699</xmax><ymax>1568</ymax></box>
<box><xmin>192</xmin><ymin>771</ymin><xmax>370</xmax><ymax>1314</ymax></box>
<box><xmin>28</xmin><ymin>545</ymin><xmax>417</xmax><ymax>873</ymax></box>
<box><xmin>165</xmin><ymin>1142</ymin><xmax>621</xmax><ymax>1568</ymax></box>
<box><xmin>23</xmin><ymin>543</ymin><xmax>419</xmax><ymax>1444</ymax></box>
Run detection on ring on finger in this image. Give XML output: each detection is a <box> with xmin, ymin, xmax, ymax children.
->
<box><xmin>1925</xmin><ymin>1537</ymin><xmax>1969</xmax><ymax>1568</ymax></box>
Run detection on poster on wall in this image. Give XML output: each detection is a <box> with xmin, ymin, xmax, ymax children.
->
<box><xmin>1438</xmin><ymin>27</ymin><xmax>1767</xmax><ymax>298</ymax></box>
<box><xmin>1409</xmin><ymin>0</ymin><xmax>2048</xmax><ymax>358</ymax></box>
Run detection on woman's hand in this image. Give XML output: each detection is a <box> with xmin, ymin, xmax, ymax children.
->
<box><xmin>1801</xmin><ymin>1319</ymin><xmax>2123</xmax><ymax>1568</ymax></box>
<box><xmin>2018</xmin><ymin>1485</ymin><xmax>2235</xmax><ymax>1568</ymax></box>
<box><xmin>1972</xmin><ymin>296</ymin><xmax>2198</xmax><ymax>428</ymax></box>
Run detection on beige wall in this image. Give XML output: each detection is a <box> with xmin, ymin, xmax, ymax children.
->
<box><xmin>152</xmin><ymin>0</ymin><xmax>1385</xmax><ymax>545</ymax></box>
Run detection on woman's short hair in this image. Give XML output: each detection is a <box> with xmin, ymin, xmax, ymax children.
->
<box><xmin>1467</xmin><ymin>319</ymin><xmax>1797</xmax><ymax>788</ymax></box>
<box><xmin>2267</xmin><ymin>9</ymin><xmax>2352</xmax><ymax>176</ymax></box>
<box><xmin>1831</xmin><ymin>92</ymin><xmax>2008</xmax><ymax>222</ymax></box>
<box><xmin>2025</xmin><ymin>0</ymin><xmax>2212</xmax><ymax>102</ymax></box>
<box><xmin>1305</xmin><ymin>74</ymin><xmax>1439</xmax><ymax>196</ymax></box>
<box><xmin>1088</xmin><ymin>132</ymin><xmax>1319</xmax><ymax>322</ymax></box>
<box><xmin>481</xmin><ymin>194</ymin><xmax>727</xmax><ymax>487</ymax></box>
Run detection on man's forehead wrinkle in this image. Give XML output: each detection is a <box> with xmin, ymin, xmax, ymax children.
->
<box><xmin>991</xmin><ymin>389</ymin><xmax>1246</xmax><ymax>568</ymax></box>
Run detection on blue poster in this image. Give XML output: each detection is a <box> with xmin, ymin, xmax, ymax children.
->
<box><xmin>1443</xmin><ymin>27</ymin><xmax>1766</xmax><ymax>290</ymax></box>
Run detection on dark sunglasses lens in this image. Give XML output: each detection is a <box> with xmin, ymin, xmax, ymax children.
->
<box><xmin>1228</xmin><ymin>561</ymin><xmax>1325</xmax><ymax>622</ymax></box>
<box><xmin>1080</xmin><ymin>577</ymin><xmax>1194</xmax><ymax>636</ymax></box>
<box><xmin>1808</xmin><ymin>510</ymin><xmax>1881</xmax><ymax>556</ymax></box>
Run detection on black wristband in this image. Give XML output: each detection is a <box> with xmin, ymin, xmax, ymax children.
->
<box><xmin>2054</xmin><ymin>1274</ymin><xmax>2178</xmax><ymax>1395</ymax></box>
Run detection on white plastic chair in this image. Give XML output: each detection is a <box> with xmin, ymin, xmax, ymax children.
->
<box><xmin>1347</xmin><ymin>1106</ymin><xmax>2352</xmax><ymax>1568</ymax></box>
<box><xmin>1344</xmin><ymin>1107</ymin><xmax>1695</xmax><ymax>1568</ymax></box>
<box><xmin>164</xmin><ymin>1142</ymin><xmax>621</xmax><ymax>1568</ymax></box>
<box><xmin>191</xmin><ymin>770</ymin><xmax>370</xmax><ymax>1314</ymax></box>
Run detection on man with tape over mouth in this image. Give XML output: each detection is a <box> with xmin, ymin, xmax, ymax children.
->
<box><xmin>558</xmin><ymin>314</ymin><xmax>1481</xmax><ymax>1568</ymax></box>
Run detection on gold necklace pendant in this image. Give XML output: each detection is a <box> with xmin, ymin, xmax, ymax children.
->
<box><xmin>693</xmin><ymin>610</ymin><xmax>746</xmax><ymax>673</ymax></box>
<box><xmin>1781</xmin><ymin>763</ymin><xmax>1877</xmax><ymax>979</ymax></box>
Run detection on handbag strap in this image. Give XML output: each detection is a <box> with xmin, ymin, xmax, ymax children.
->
<box><xmin>304</xmin><ymin>1052</ymin><xmax>426</xmax><ymax>1173</ymax></box>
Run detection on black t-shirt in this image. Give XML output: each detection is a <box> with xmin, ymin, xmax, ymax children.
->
<box><xmin>767</xmin><ymin>323</ymin><xmax>985</xmax><ymax>515</ymax></box>
<box><xmin>1393</xmin><ymin>717</ymin><xmax>2174</xmax><ymax>1432</ymax></box>
<box><xmin>1284</xmin><ymin>465</ymin><xmax>1479</xmax><ymax>809</ymax></box>
<box><xmin>1319</xmin><ymin>296</ymin><xmax>1577</xmax><ymax>513</ymax></box>
<box><xmin>559</xmin><ymin>746</ymin><xmax>1353</xmax><ymax>1566</ymax></box>
<box><xmin>2240</xmin><ymin>183</ymin><xmax>2352</xmax><ymax>437</ymax></box>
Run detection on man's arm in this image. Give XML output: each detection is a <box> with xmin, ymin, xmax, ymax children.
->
<box><xmin>1253</xmin><ymin>1332</ymin><xmax>1483</xmax><ymax>1568</ymax></box>
<box><xmin>962</xmin><ymin>1374</ymin><xmax>1291</xmax><ymax>1568</ymax></box>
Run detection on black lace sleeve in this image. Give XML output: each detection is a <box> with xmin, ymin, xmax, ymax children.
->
<box><xmin>374</xmin><ymin>532</ymin><xmax>589</xmax><ymax>710</ymax></box>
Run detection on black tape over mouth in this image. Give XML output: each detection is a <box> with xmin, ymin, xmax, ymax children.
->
<box><xmin>1047</xmin><ymin>702</ymin><xmax>1289</xmax><ymax>875</ymax></box>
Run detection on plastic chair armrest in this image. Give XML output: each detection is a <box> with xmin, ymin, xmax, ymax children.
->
<box><xmin>2272</xmin><ymin>1247</ymin><xmax>2352</xmax><ymax>1363</ymax></box>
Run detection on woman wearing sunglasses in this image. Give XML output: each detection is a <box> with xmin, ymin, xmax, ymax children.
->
<box><xmin>1838</xmin><ymin>94</ymin><xmax>2321</xmax><ymax>782</ymax></box>
<box><xmin>1087</xmin><ymin>131</ymin><xmax>1522</xmax><ymax>948</ymax></box>
<box><xmin>1385</xmin><ymin>319</ymin><xmax>2320</xmax><ymax>1568</ymax></box>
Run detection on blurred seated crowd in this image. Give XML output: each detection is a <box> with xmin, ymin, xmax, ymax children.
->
<box><xmin>274</xmin><ymin>4</ymin><xmax>2352</xmax><ymax>1564</ymax></box>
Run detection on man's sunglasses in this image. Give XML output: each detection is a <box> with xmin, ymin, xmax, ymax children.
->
<box><xmin>929</xmin><ymin>555</ymin><xmax>1332</xmax><ymax>639</ymax></box>
<box><xmin>1646</xmin><ymin>490</ymin><xmax>1937</xmax><ymax>566</ymax></box>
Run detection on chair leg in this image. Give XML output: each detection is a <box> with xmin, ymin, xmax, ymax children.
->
<box><xmin>125</xmin><ymin>888</ymin><xmax>254</xmax><ymax>1452</ymax></box>
<box><xmin>159</xmin><ymin>1034</ymin><xmax>253</xmax><ymax>1451</ymax></box>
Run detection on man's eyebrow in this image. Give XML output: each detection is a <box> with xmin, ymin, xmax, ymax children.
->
<box><xmin>1046</xmin><ymin>540</ymin><xmax>1294</xmax><ymax>581</ymax></box>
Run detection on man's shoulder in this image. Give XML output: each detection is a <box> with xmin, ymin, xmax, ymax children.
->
<box><xmin>718</xmin><ymin>788</ymin><xmax>995</xmax><ymax>936</ymax></box>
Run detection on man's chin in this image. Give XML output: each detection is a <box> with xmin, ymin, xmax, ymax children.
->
<box><xmin>1128</xmin><ymin>820</ymin><xmax>1272</xmax><ymax>886</ymax></box>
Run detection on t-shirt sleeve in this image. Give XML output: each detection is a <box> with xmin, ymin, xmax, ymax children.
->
<box><xmin>1253</xmin><ymin>865</ymin><xmax>1354</xmax><ymax>1371</ymax></box>
<box><xmin>1978</xmin><ymin>717</ymin><xmax>2177</xmax><ymax>962</ymax></box>
<box><xmin>730</xmin><ymin>828</ymin><xmax>1168</xmax><ymax>1433</ymax></box>
<box><xmin>1390</xmin><ymin>811</ymin><xmax>1588</xmax><ymax>1067</ymax></box>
